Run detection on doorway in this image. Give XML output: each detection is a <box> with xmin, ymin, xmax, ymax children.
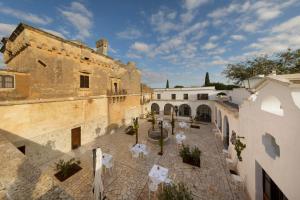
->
<box><xmin>71</xmin><ymin>127</ymin><xmax>81</xmax><ymax>150</ymax></box>
<box><xmin>263</xmin><ymin>169</ymin><xmax>288</xmax><ymax>200</ymax></box>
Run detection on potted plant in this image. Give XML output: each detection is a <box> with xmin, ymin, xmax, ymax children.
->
<box><xmin>54</xmin><ymin>158</ymin><xmax>81</xmax><ymax>181</ymax></box>
<box><xmin>133</xmin><ymin>117</ymin><xmax>139</xmax><ymax>144</ymax></box>
<box><xmin>179</xmin><ymin>145</ymin><xmax>201</xmax><ymax>167</ymax></box>
<box><xmin>235</xmin><ymin>136</ymin><xmax>246</xmax><ymax>161</ymax></box>
<box><xmin>151</xmin><ymin>111</ymin><xmax>156</xmax><ymax>130</ymax></box>
<box><xmin>158</xmin><ymin>182</ymin><xmax>193</xmax><ymax>200</ymax></box>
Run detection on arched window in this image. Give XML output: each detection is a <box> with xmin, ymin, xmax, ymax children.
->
<box><xmin>151</xmin><ymin>103</ymin><xmax>160</xmax><ymax>114</ymax></box>
<box><xmin>164</xmin><ymin>104</ymin><xmax>173</xmax><ymax>115</ymax></box>
<box><xmin>261</xmin><ymin>96</ymin><xmax>284</xmax><ymax>116</ymax></box>
<box><xmin>179</xmin><ymin>104</ymin><xmax>191</xmax><ymax>117</ymax></box>
<box><xmin>195</xmin><ymin>104</ymin><xmax>212</xmax><ymax>122</ymax></box>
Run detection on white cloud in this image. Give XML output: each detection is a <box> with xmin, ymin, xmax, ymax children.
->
<box><xmin>231</xmin><ymin>34</ymin><xmax>245</xmax><ymax>41</ymax></box>
<box><xmin>126</xmin><ymin>52</ymin><xmax>142</xmax><ymax>59</ymax></box>
<box><xmin>130</xmin><ymin>42</ymin><xmax>151</xmax><ymax>53</ymax></box>
<box><xmin>59</xmin><ymin>2</ymin><xmax>93</xmax><ymax>39</ymax></box>
<box><xmin>248</xmin><ymin>15</ymin><xmax>300</xmax><ymax>55</ymax></box>
<box><xmin>150</xmin><ymin>8</ymin><xmax>180</xmax><ymax>34</ymax></box>
<box><xmin>209</xmin><ymin>35</ymin><xmax>220</xmax><ymax>41</ymax></box>
<box><xmin>141</xmin><ymin>69</ymin><xmax>168</xmax><ymax>84</ymax></box>
<box><xmin>208</xmin><ymin>0</ymin><xmax>297</xmax><ymax>33</ymax></box>
<box><xmin>116</xmin><ymin>27</ymin><xmax>142</xmax><ymax>39</ymax></box>
<box><xmin>70</xmin><ymin>2</ymin><xmax>93</xmax><ymax>18</ymax></box>
<box><xmin>207</xmin><ymin>47</ymin><xmax>226</xmax><ymax>55</ymax></box>
<box><xmin>183</xmin><ymin>0</ymin><xmax>209</xmax><ymax>10</ymax></box>
<box><xmin>0</xmin><ymin>4</ymin><xmax>52</xmax><ymax>25</ymax></box>
<box><xmin>271</xmin><ymin>15</ymin><xmax>300</xmax><ymax>33</ymax></box>
<box><xmin>0</xmin><ymin>23</ymin><xmax>16</xmax><ymax>38</ymax></box>
<box><xmin>202</xmin><ymin>42</ymin><xmax>217</xmax><ymax>50</ymax></box>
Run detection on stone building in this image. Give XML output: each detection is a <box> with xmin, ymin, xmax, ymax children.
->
<box><xmin>0</xmin><ymin>23</ymin><xmax>142</xmax><ymax>165</ymax></box>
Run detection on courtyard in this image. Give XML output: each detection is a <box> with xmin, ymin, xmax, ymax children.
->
<box><xmin>41</xmin><ymin>119</ymin><xmax>248</xmax><ymax>200</ymax></box>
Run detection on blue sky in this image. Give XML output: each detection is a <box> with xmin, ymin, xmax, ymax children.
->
<box><xmin>1</xmin><ymin>0</ymin><xmax>300</xmax><ymax>87</ymax></box>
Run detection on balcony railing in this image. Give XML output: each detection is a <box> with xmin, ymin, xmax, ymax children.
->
<box><xmin>107</xmin><ymin>89</ymin><xmax>127</xmax><ymax>96</ymax></box>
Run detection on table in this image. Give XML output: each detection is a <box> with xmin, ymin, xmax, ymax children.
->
<box><xmin>102</xmin><ymin>153</ymin><xmax>113</xmax><ymax>168</ymax></box>
<box><xmin>148</xmin><ymin>164</ymin><xmax>168</xmax><ymax>184</ymax></box>
<box><xmin>163</xmin><ymin>121</ymin><xmax>170</xmax><ymax>128</ymax></box>
<box><xmin>176</xmin><ymin>133</ymin><xmax>186</xmax><ymax>144</ymax></box>
<box><xmin>131</xmin><ymin>144</ymin><xmax>147</xmax><ymax>156</ymax></box>
<box><xmin>179</xmin><ymin>121</ymin><xmax>188</xmax><ymax>129</ymax></box>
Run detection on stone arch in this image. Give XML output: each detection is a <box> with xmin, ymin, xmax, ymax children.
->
<box><xmin>179</xmin><ymin>104</ymin><xmax>191</xmax><ymax>117</ymax></box>
<box><xmin>195</xmin><ymin>104</ymin><xmax>212</xmax><ymax>122</ymax></box>
<box><xmin>164</xmin><ymin>103</ymin><xmax>173</xmax><ymax>115</ymax></box>
<box><xmin>151</xmin><ymin>103</ymin><xmax>160</xmax><ymax>114</ymax></box>
<box><xmin>223</xmin><ymin>115</ymin><xmax>230</xmax><ymax>150</ymax></box>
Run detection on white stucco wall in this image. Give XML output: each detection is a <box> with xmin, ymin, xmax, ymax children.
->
<box><xmin>153</xmin><ymin>87</ymin><xmax>220</xmax><ymax>101</ymax></box>
<box><xmin>227</xmin><ymin>88</ymin><xmax>251</xmax><ymax>105</ymax></box>
<box><xmin>238</xmin><ymin>81</ymin><xmax>300</xmax><ymax>200</ymax></box>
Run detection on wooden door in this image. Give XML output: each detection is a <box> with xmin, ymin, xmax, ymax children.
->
<box><xmin>71</xmin><ymin>127</ymin><xmax>81</xmax><ymax>149</ymax></box>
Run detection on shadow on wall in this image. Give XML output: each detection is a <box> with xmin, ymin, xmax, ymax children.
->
<box><xmin>105</xmin><ymin>118</ymin><xmax>127</xmax><ymax>135</ymax></box>
<box><xmin>0</xmin><ymin>128</ymin><xmax>73</xmax><ymax>200</ymax></box>
<box><xmin>262</xmin><ymin>133</ymin><xmax>280</xmax><ymax>159</ymax></box>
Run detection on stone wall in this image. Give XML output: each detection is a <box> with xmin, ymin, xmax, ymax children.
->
<box><xmin>108</xmin><ymin>95</ymin><xmax>141</xmax><ymax>129</ymax></box>
<box><xmin>0</xmin><ymin>134</ymin><xmax>71</xmax><ymax>200</ymax></box>
<box><xmin>0</xmin><ymin>97</ymin><xmax>108</xmax><ymax>165</ymax></box>
<box><xmin>2</xmin><ymin>26</ymin><xmax>141</xmax><ymax>100</ymax></box>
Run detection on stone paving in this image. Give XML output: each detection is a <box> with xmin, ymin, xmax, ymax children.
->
<box><xmin>41</xmin><ymin>119</ymin><xmax>249</xmax><ymax>200</ymax></box>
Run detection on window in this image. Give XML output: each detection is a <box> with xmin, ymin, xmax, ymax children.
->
<box><xmin>157</xmin><ymin>94</ymin><xmax>161</xmax><ymax>99</ymax></box>
<box><xmin>0</xmin><ymin>75</ymin><xmax>14</xmax><ymax>88</ymax></box>
<box><xmin>37</xmin><ymin>60</ymin><xmax>47</xmax><ymax>67</ymax></box>
<box><xmin>183</xmin><ymin>94</ymin><xmax>188</xmax><ymax>100</ymax></box>
<box><xmin>17</xmin><ymin>145</ymin><xmax>26</xmax><ymax>155</ymax></box>
<box><xmin>261</xmin><ymin>96</ymin><xmax>283</xmax><ymax>116</ymax></box>
<box><xmin>197</xmin><ymin>93</ymin><xmax>208</xmax><ymax>100</ymax></box>
<box><xmin>114</xmin><ymin>82</ymin><xmax>118</xmax><ymax>93</ymax></box>
<box><xmin>171</xmin><ymin>94</ymin><xmax>176</xmax><ymax>100</ymax></box>
<box><xmin>80</xmin><ymin>75</ymin><xmax>89</xmax><ymax>88</ymax></box>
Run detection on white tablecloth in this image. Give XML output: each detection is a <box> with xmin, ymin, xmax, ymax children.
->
<box><xmin>163</xmin><ymin>121</ymin><xmax>170</xmax><ymax>128</ymax></box>
<box><xmin>131</xmin><ymin>144</ymin><xmax>147</xmax><ymax>155</ymax></box>
<box><xmin>102</xmin><ymin>153</ymin><xmax>112</xmax><ymax>168</ymax></box>
<box><xmin>179</xmin><ymin>121</ymin><xmax>188</xmax><ymax>129</ymax></box>
<box><xmin>148</xmin><ymin>164</ymin><xmax>168</xmax><ymax>184</ymax></box>
<box><xmin>176</xmin><ymin>133</ymin><xmax>186</xmax><ymax>143</ymax></box>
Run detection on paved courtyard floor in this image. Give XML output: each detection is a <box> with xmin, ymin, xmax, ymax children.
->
<box><xmin>42</xmin><ymin>119</ymin><xmax>248</xmax><ymax>200</ymax></box>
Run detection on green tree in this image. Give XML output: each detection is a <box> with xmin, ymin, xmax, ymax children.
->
<box><xmin>166</xmin><ymin>80</ymin><xmax>169</xmax><ymax>88</ymax></box>
<box><xmin>204</xmin><ymin>72</ymin><xmax>210</xmax><ymax>86</ymax></box>
<box><xmin>223</xmin><ymin>48</ymin><xmax>300</xmax><ymax>85</ymax></box>
<box><xmin>174</xmin><ymin>85</ymin><xmax>184</xmax><ymax>88</ymax></box>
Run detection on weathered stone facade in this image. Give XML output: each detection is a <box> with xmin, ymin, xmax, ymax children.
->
<box><xmin>0</xmin><ymin>23</ymin><xmax>143</xmax><ymax>166</ymax></box>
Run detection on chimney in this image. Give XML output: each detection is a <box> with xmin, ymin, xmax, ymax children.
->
<box><xmin>96</xmin><ymin>39</ymin><xmax>108</xmax><ymax>56</ymax></box>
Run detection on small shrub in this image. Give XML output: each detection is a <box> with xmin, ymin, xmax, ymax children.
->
<box><xmin>158</xmin><ymin>182</ymin><xmax>193</xmax><ymax>200</ymax></box>
<box><xmin>179</xmin><ymin>145</ymin><xmax>201</xmax><ymax>167</ymax></box>
<box><xmin>55</xmin><ymin>158</ymin><xmax>80</xmax><ymax>179</ymax></box>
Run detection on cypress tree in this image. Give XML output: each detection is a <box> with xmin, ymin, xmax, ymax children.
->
<box><xmin>204</xmin><ymin>72</ymin><xmax>210</xmax><ymax>86</ymax></box>
<box><xmin>166</xmin><ymin>80</ymin><xmax>169</xmax><ymax>88</ymax></box>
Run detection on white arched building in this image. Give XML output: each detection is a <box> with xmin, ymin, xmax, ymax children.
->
<box><xmin>150</xmin><ymin>73</ymin><xmax>300</xmax><ymax>200</ymax></box>
<box><xmin>150</xmin><ymin>86</ymin><xmax>221</xmax><ymax>122</ymax></box>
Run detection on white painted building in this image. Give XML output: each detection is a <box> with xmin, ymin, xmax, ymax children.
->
<box><xmin>150</xmin><ymin>73</ymin><xmax>300</xmax><ymax>200</ymax></box>
<box><xmin>150</xmin><ymin>86</ymin><xmax>222</xmax><ymax>122</ymax></box>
